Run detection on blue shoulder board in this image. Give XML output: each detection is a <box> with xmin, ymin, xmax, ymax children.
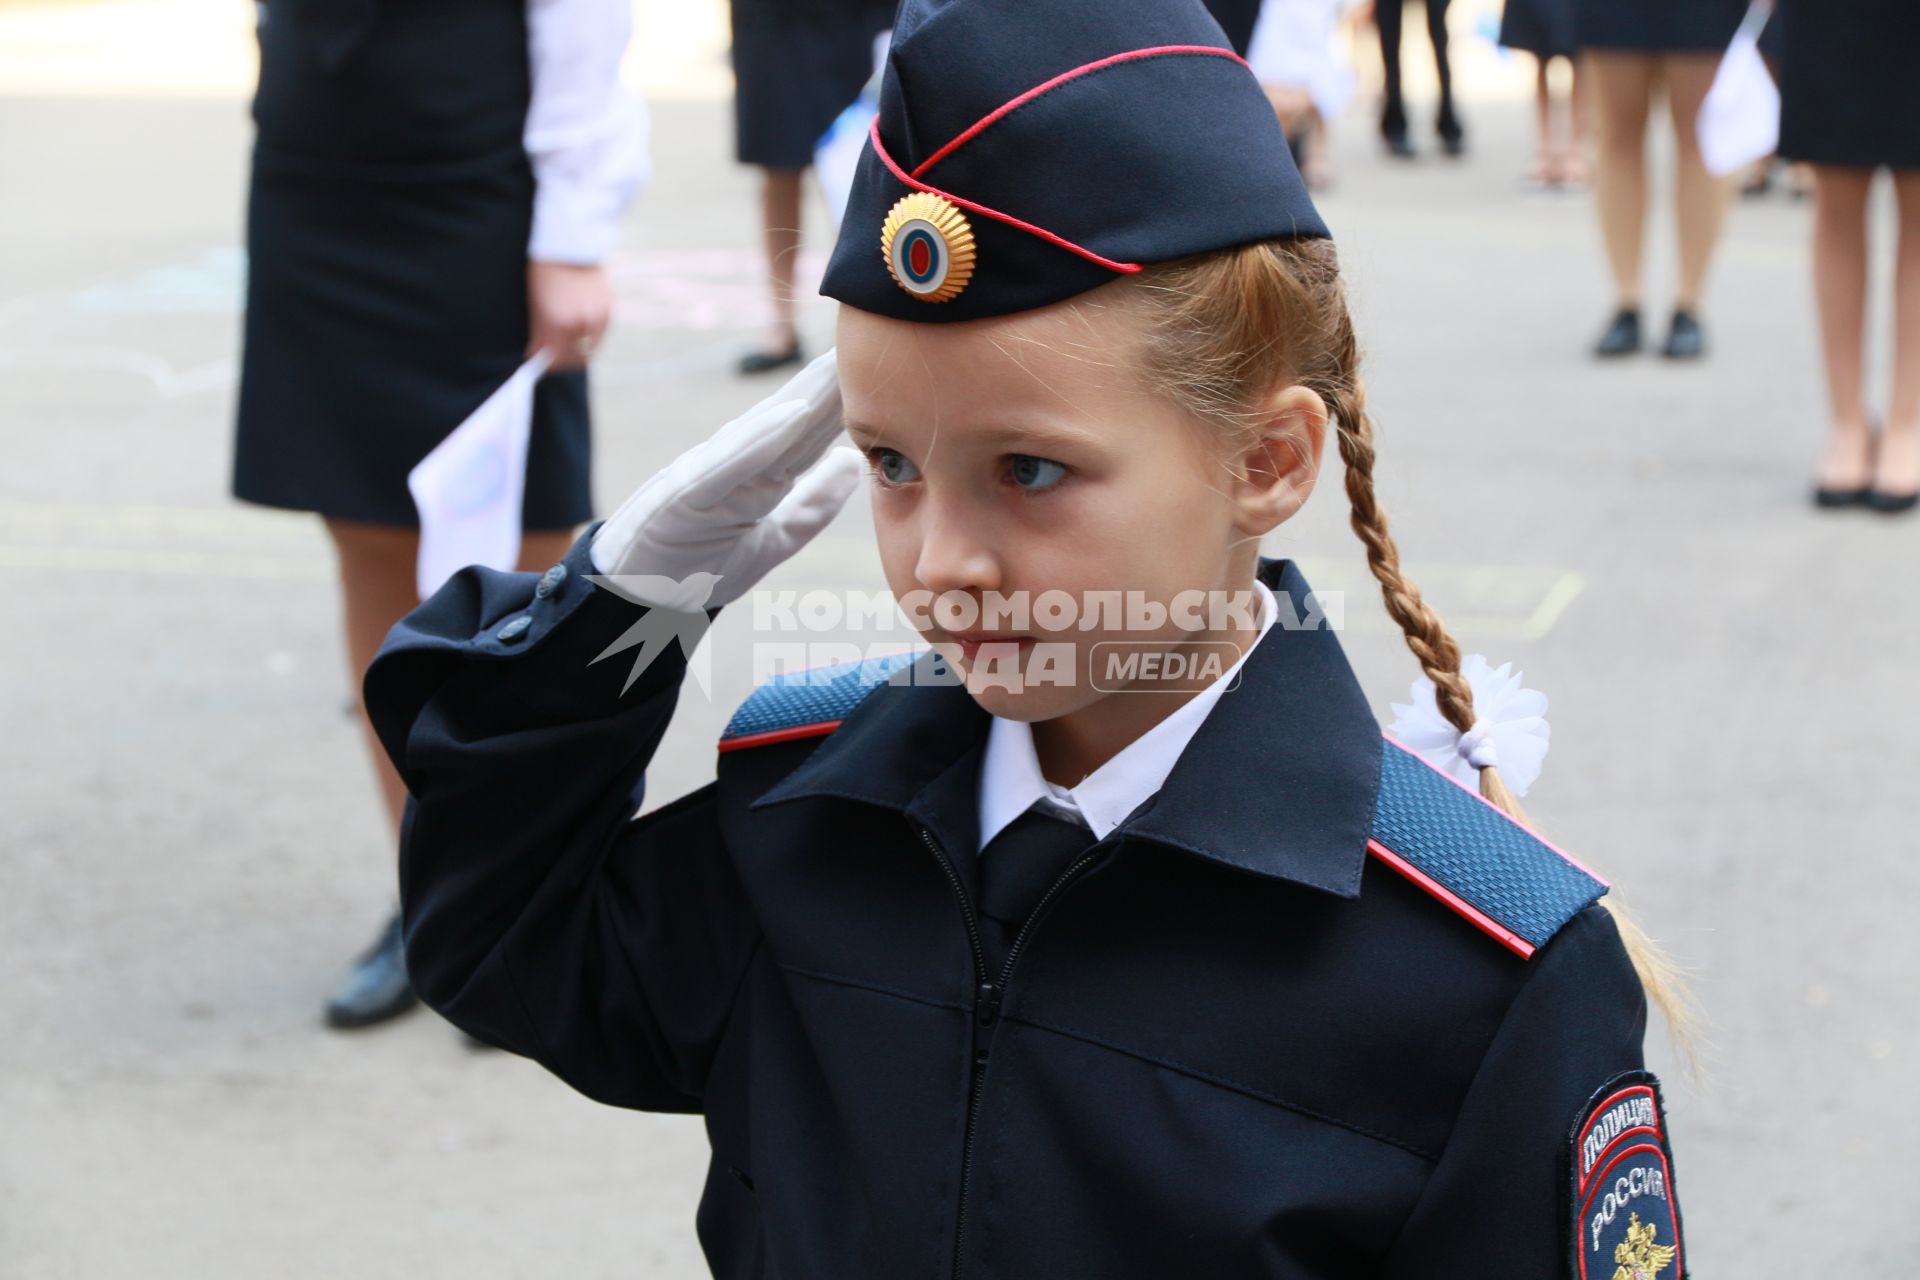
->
<box><xmin>1369</xmin><ymin>737</ymin><xmax>1608</xmax><ymax>959</ymax></box>
<box><xmin>718</xmin><ymin>651</ymin><xmax>922</xmax><ymax>752</ymax></box>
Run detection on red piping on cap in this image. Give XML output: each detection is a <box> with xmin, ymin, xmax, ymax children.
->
<box><xmin>867</xmin><ymin>117</ymin><xmax>1142</xmax><ymax>275</ymax></box>
<box><xmin>911</xmin><ymin>44</ymin><xmax>1249</xmax><ymax>180</ymax></box>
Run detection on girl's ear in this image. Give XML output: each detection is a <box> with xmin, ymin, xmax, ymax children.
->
<box><xmin>1226</xmin><ymin>384</ymin><xmax>1328</xmax><ymax>535</ymax></box>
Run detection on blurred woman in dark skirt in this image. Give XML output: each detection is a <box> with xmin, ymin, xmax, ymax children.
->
<box><xmin>1500</xmin><ymin>0</ymin><xmax>1584</xmax><ymax>187</ymax></box>
<box><xmin>232</xmin><ymin>0</ymin><xmax>646</xmax><ymax>1026</ymax></box>
<box><xmin>1574</xmin><ymin>0</ymin><xmax>1743</xmax><ymax>359</ymax></box>
<box><xmin>1781</xmin><ymin>0</ymin><xmax>1920</xmax><ymax>511</ymax></box>
<box><xmin>730</xmin><ymin>0</ymin><xmax>893</xmax><ymax>374</ymax></box>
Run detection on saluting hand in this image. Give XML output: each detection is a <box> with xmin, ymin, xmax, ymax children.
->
<box><xmin>528</xmin><ymin>260</ymin><xmax>614</xmax><ymax>371</ymax></box>
<box><xmin>590</xmin><ymin>349</ymin><xmax>863</xmax><ymax>611</ymax></box>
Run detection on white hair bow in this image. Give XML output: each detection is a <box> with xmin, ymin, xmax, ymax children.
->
<box><xmin>1387</xmin><ymin>655</ymin><xmax>1551</xmax><ymax>797</ymax></box>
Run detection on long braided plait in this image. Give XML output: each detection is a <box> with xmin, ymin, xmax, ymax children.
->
<box><xmin>1124</xmin><ymin>238</ymin><xmax>1693</xmax><ymax>1049</ymax></box>
<box><xmin>1320</xmin><ymin>354</ymin><xmax>1532</xmax><ymax>817</ymax></box>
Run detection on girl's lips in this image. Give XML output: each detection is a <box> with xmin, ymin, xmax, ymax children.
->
<box><xmin>946</xmin><ymin>632</ymin><xmax>1037</xmax><ymax>661</ymax></box>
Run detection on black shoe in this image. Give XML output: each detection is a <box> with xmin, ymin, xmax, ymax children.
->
<box><xmin>738</xmin><ymin>338</ymin><xmax>803</xmax><ymax>376</ymax></box>
<box><xmin>1661</xmin><ymin>309</ymin><xmax>1707</xmax><ymax>360</ymax></box>
<box><xmin>1436</xmin><ymin>109</ymin><xmax>1466</xmax><ymax>158</ymax></box>
<box><xmin>1816</xmin><ymin>423</ymin><xmax>1882</xmax><ymax>509</ymax></box>
<box><xmin>1381</xmin><ymin>106</ymin><xmax>1415</xmax><ymax>159</ymax></box>
<box><xmin>1812</xmin><ymin>483</ymin><xmax>1871</xmax><ymax>509</ymax></box>
<box><xmin>1593</xmin><ymin>307</ymin><xmax>1642</xmax><ymax>358</ymax></box>
<box><xmin>1867</xmin><ymin>488</ymin><xmax>1919</xmax><ymax>514</ymax></box>
<box><xmin>324</xmin><ymin>914</ymin><xmax>417</xmax><ymax>1030</ymax></box>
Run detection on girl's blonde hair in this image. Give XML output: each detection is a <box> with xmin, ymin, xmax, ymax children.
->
<box><xmin>1119</xmin><ymin>237</ymin><xmax>1692</xmax><ymax>1044</ymax></box>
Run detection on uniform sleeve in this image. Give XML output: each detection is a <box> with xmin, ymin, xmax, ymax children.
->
<box><xmin>1379</xmin><ymin>904</ymin><xmax>1682</xmax><ymax>1279</ymax></box>
<box><xmin>523</xmin><ymin>0</ymin><xmax>650</xmax><ymax>264</ymax></box>
<box><xmin>363</xmin><ymin>524</ymin><xmax>760</xmax><ymax>1113</ymax></box>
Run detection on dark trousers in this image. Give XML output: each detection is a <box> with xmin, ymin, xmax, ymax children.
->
<box><xmin>1377</xmin><ymin>0</ymin><xmax>1458</xmax><ymax>135</ymax></box>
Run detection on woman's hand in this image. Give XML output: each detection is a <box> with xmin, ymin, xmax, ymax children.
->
<box><xmin>590</xmin><ymin>349</ymin><xmax>863</xmax><ymax>610</ymax></box>
<box><xmin>528</xmin><ymin>260</ymin><xmax>614</xmax><ymax>370</ymax></box>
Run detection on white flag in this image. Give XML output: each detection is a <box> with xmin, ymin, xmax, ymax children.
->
<box><xmin>406</xmin><ymin>351</ymin><xmax>552</xmax><ymax>601</ymax></box>
<box><xmin>1699</xmin><ymin>2</ymin><xmax>1780</xmax><ymax>177</ymax></box>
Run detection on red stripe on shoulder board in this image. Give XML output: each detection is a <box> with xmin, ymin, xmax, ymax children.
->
<box><xmin>717</xmin><ymin>720</ymin><xmax>844</xmax><ymax>752</ymax></box>
<box><xmin>1366</xmin><ymin>838</ymin><xmax>1536</xmax><ymax>958</ymax></box>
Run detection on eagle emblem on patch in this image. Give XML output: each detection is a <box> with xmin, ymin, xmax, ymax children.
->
<box><xmin>1568</xmin><ymin>1071</ymin><xmax>1685</xmax><ymax>1280</ymax></box>
<box><xmin>880</xmin><ymin>191</ymin><xmax>977</xmax><ymax>303</ymax></box>
<box><xmin>1610</xmin><ymin>1213</ymin><xmax>1677</xmax><ymax>1279</ymax></box>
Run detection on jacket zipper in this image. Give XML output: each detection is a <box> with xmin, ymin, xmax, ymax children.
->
<box><xmin>918</xmin><ymin>824</ymin><xmax>1105</xmax><ymax>1280</ymax></box>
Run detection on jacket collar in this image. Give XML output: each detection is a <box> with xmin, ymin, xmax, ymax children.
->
<box><xmin>749</xmin><ymin>557</ymin><xmax>1383</xmax><ymax>898</ymax></box>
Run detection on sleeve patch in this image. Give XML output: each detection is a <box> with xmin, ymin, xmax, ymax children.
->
<box><xmin>1568</xmin><ymin>1071</ymin><xmax>1686</xmax><ymax>1280</ymax></box>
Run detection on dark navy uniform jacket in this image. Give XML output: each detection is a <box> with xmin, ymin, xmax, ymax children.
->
<box><xmin>365</xmin><ymin>523</ymin><xmax>1680</xmax><ymax>1279</ymax></box>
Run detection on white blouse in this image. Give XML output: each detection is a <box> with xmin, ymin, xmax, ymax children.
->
<box><xmin>524</xmin><ymin>0</ymin><xmax>650</xmax><ymax>265</ymax></box>
<box><xmin>975</xmin><ymin>577</ymin><xmax>1281</xmax><ymax>852</ymax></box>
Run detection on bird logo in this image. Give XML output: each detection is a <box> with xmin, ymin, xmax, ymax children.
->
<box><xmin>586</xmin><ymin>572</ymin><xmax>721</xmax><ymax>695</ymax></box>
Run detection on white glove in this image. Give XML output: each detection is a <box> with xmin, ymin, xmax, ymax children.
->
<box><xmin>589</xmin><ymin>349</ymin><xmax>864</xmax><ymax>611</ymax></box>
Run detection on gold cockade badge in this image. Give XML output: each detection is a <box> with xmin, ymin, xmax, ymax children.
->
<box><xmin>880</xmin><ymin>192</ymin><xmax>977</xmax><ymax>304</ymax></box>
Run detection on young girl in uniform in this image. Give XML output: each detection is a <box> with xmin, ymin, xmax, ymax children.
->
<box><xmin>366</xmin><ymin>0</ymin><xmax>1691</xmax><ymax>1274</ymax></box>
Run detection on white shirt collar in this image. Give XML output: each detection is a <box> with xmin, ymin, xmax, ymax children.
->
<box><xmin>975</xmin><ymin>577</ymin><xmax>1279</xmax><ymax>852</ymax></box>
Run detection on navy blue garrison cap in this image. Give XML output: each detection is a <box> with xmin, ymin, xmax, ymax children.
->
<box><xmin>819</xmin><ymin>0</ymin><xmax>1331</xmax><ymax>322</ymax></box>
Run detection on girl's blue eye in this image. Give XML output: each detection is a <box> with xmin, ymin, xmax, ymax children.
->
<box><xmin>869</xmin><ymin>448</ymin><xmax>920</xmax><ymax>486</ymax></box>
<box><xmin>1009</xmin><ymin>455</ymin><xmax>1068</xmax><ymax>491</ymax></box>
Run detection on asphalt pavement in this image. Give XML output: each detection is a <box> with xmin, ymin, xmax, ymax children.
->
<box><xmin>2</xmin><ymin>4</ymin><xmax>1916</xmax><ymax>1274</ymax></box>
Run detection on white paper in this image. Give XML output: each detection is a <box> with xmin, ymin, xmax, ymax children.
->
<box><xmin>406</xmin><ymin>351</ymin><xmax>552</xmax><ymax>601</ymax></box>
<box><xmin>1699</xmin><ymin>2</ymin><xmax>1780</xmax><ymax>177</ymax></box>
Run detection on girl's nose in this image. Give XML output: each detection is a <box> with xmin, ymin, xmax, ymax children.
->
<box><xmin>912</xmin><ymin>494</ymin><xmax>1000</xmax><ymax>597</ymax></box>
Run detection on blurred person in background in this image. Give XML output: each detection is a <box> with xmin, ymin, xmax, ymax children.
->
<box><xmin>1574</xmin><ymin>0</ymin><xmax>1742</xmax><ymax>360</ymax></box>
<box><xmin>1499</xmin><ymin>0</ymin><xmax>1585</xmax><ymax>189</ymax></box>
<box><xmin>1202</xmin><ymin>0</ymin><xmax>1262</xmax><ymax>53</ymax></box>
<box><xmin>230</xmin><ymin>0</ymin><xmax>647</xmax><ymax>1029</ymax></box>
<box><xmin>1374</xmin><ymin>0</ymin><xmax>1465</xmax><ymax>160</ymax></box>
<box><xmin>1781</xmin><ymin>0</ymin><xmax>1920</xmax><ymax>512</ymax></box>
<box><xmin>1247</xmin><ymin>0</ymin><xmax>1364</xmax><ymax>190</ymax></box>
<box><xmin>730</xmin><ymin>0</ymin><xmax>894</xmax><ymax>375</ymax></box>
